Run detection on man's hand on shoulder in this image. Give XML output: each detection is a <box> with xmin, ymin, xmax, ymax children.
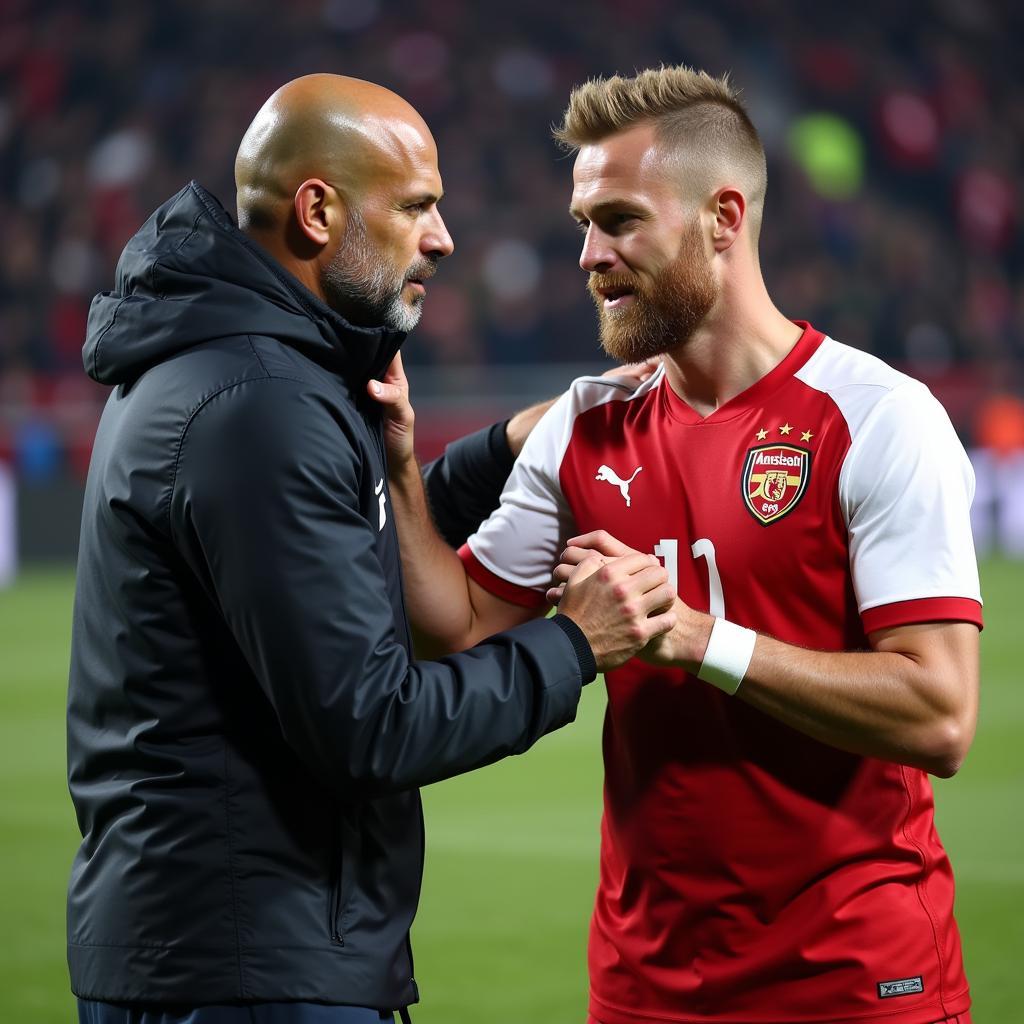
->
<box><xmin>602</xmin><ymin>356</ymin><xmax>661</xmax><ymax>386</ymax></box>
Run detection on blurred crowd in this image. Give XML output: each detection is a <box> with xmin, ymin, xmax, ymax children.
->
<box><xmin>2</xmin><ymin>0</ymin><xmax>1024</xmax><ymax>479</ymax></box>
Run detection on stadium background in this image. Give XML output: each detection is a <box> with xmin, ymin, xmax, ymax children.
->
<box><xmin>1</xmin><ymin>0</ymin><xmax>1021</xmax><ymax>1020</ymax></box>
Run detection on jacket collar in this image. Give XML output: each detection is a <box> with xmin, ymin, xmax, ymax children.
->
<box><xmin>191</xmin><ymin>183</ymin><xmax>408</xmax><ymax>386</ymax></box>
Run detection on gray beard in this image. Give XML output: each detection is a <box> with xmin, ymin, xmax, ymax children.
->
<box><xmin>322</xmin><ymin>211</ymin><xmax>424</xmax><ymax>333</ymax></box>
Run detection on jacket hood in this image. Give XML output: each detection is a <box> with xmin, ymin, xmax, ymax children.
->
<box><xmin>84</xmin><ymin>182</ymin><xmax>407</xmax><ymax>386</ymax></box>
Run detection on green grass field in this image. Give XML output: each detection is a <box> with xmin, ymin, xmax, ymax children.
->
<box><xmin>1</xmin><ymin>563</ymin><xmax>1020</xmax><ymax>1022</ymax></box>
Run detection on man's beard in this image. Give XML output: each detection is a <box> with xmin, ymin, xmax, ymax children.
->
<box><xmin>588</xmin><ymin>219</ymin><xmax>718</xmax><ymax>363</ymax></box>
<box><xmin>322</xmin><ymin>209</ymin><xmax>435</xmax><ymax>333</ymax></box>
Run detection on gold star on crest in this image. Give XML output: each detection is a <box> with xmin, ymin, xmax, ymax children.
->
<box><xmin>801</xmin><ymin>429</ymin><xmax>813</xmax><ymax>442</ymax></box>
<box><xmin>779</xmin><ymin>423</ymin><xmax>793</xmax><ymax>436</ymax></box>
<box><xmin>756</xmin><ymin>428</ymin><xmax>768</xmax><ymax>440</ymax></box>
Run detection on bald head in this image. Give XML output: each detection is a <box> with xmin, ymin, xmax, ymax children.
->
<box><xmin>232</xmin><ymin>74</ymin><xmax>452</xmax><ymax>332</ymax></box>
<box><xmin>234</xmin><ymin>73</ymin><xmax>434</xmax><ymax>234</ymax></box>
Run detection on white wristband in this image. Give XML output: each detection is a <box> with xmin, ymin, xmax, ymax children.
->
<box><xmin>697</xmin><ymin>617</ymin><xmax>757</xmax><ymax>695</ymax></box>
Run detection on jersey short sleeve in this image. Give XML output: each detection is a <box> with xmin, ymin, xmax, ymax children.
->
<box><xmin>839</xmin><ymin>380</ymin><xmax>983</xmax><ymax>633</ymax></box>
<box><xmin>459</xmin><ymin>375</ymin><xmax>639</xmax><ymax>607</ymax></box>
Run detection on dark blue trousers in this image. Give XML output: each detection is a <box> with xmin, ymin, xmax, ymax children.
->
<box><xmin>77</xmin><ymin>1001</ymin><xmax>396</xmax><ymax>1024</ymax></box>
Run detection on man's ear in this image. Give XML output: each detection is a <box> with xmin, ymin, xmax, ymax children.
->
<box><xmin>293</xmin><ymin>178</ymin><xmax>345</xmax><ymax>248</ymax></box>
<box><xmin>711</xmin><ymin>186</ymin><xmax>746</xmax><ymax>253</ymax></box>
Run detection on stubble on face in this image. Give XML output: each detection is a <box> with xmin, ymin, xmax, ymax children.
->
<box><xmin>588</xmin><ymin>216</ymin><xmax>718</xmax><ymax>363</ymax></box>
<box><xmin>321</xmin><ymin>208</ymin><xmax>436</xmax><ymax>333</ymax></box>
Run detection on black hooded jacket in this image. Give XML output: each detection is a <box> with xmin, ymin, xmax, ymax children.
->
<box><xmin>67</xmin><ymin>183</ymin><xmax>592</xmax><ymax>1008</ymax></box>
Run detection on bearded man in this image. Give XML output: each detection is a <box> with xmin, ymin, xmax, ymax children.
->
<box><xmin>375</xmin><ymin>66</ymin><xmax>982</xmax><ymax>1024</ymax></box>
<box><xmin>66</xmin><ymin>74</ymin><xmax>678</xmax><ymax>1024</ymax></box>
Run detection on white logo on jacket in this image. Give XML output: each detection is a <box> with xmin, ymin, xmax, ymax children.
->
<box><xmin>375</xmin><ymin>478</ymin><xmax>387</xmax><ymax>530</ymax></box>
<box><xmin>595</xmin><ymin>464</ymin><xmax>643</xmax><ymax>507</ymax></box>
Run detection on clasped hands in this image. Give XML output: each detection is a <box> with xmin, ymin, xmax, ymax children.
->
<box><xmin>548</xmin><ymin>531</ymin><xmax>711</xmax><ymax>673</ymax></box>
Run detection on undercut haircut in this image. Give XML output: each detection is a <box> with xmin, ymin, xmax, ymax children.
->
<box><xmin>554</xmin><ymin>65</ymin><xmax>767</xmax><ymax>237</ymax></box>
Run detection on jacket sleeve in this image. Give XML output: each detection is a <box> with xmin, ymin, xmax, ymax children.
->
<box><xmin>422</xmin><ymin>420</ymin><xmax>514</xmax><ymax>548</ymax></box>
<box><xmin>168</xmin><ymin>380</ymin><xmax>584</xmax><ymax>798</ymax></box>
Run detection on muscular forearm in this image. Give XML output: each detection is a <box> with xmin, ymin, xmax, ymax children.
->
<box><xmin>742</xmin><ymin>634</ymin><xmax>975</xmax><ymax>777</ymax></box>
<box><xmin>556</xmin><ymin>532</ymin><xmax>978</xmax><ymax>778</ymax></box>
<box><xmin>388</xmin><ymin>458</ymin><xmax>481</xmax><ymax>658</ymax></box>
<box><xmin>665</xmin><ymin>611</ymin><xmax>978</xmax><ymax>777</ymax></box>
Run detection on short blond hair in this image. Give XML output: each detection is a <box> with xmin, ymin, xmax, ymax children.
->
<box><xmin>554</xmin><ymin>65</ymin><xmax>767</xmax><ymax>233</ymax></box>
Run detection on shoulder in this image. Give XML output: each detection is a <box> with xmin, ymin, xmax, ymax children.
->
<box><xmin>175</xmin><ymin>351</ymin><xmax>363</xmax><ymax>484</ymax></box>
<box><xmin>131</xmin><ymin>333</ymin><xmax>311</xmax><ymax>432</ymax></box>
<box><xmin>166</xmin><ymin>367</ymin><xmax>371</xmax><ymax>540</ymax></box>
<box><xmin>795</xmin><ymin>340</ymin><xmax>973</xmax><ymax>515</ymax></box>
<box><xmin>537</xmin><ymin>368</ymin><xmax>661</xmax><ymax>441</ymax></box>
<box><xmin>166</xmin><ymin>332</ymin><xmax>352</xmax><ymax>431</ymax></box>
<box><xmin>794</xmin><ymin>336</ymin><xmax>937</xmax><ymax>439</ymax></box>
<box><xmin>516</xmin><ymin>369</ymin><xmax>660</xmax><ymax>474</ymax></box>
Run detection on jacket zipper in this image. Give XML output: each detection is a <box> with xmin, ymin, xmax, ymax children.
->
<box><xmin>366</xmin><ymin>408</ymin><xmax>417</xmax><ymax>999</ymax></box>
<box><xmin>329</xmin><ymin>843</ymin><xmax>345</xmax><ymax>946</ymax></box>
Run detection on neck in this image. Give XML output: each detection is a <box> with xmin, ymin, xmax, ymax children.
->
<box><xmin>243</xmin><ymin>227</ymin><xmax>330</xmax><ymax>306</ymax></box>
<box><xmin>661</xmin><ymin>268</ymin><xmax>801</xmax><ymax>418</ymax></box>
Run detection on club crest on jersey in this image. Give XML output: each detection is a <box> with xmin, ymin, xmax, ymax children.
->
<box><xmin>742</xmin><ymin>444</ymin><xmax>811</xmax><ymax>525</ymax></box>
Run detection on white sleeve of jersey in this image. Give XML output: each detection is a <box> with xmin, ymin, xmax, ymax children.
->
<box><xmin>839</xmin><ymin>380</ymin><xmax>982</xmax><ymax>616</ymax></box>
<box><xmin>463</xmin><ymin>388</ymin><xmax>579</xmax><ymax>594</ymax></box>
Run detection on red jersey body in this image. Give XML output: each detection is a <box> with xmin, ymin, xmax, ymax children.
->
<box><xmin>460</xmin><ymin>324</ymin><xmax>982</xmax><ymax>1024</ymax></box>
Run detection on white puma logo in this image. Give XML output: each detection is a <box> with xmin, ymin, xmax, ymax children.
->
<box><xmin>375</xmin><ymin>478</ymin><xmax>387</xmax><ymax>530</ymax></box>
<box><xmin>595</xmin><ymin>464</ymin><xmax>643</xmax><ymax>507</ymax></box>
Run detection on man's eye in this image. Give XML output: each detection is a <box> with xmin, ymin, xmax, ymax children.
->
<box><xmin>575</xmin><ymin>221</ymin><xmax>589</xmax><ymax>234</ymax></box>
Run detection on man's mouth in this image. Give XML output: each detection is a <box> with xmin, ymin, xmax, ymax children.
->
<box><xmin>406</xmin><ymin>262</ymin><xmax>437</xmax><ymax>295</ymax></box>
<box><xmin>597</xmin><ymin>284</ymin><xmax>636</xmax><ymax>308</ymax></box>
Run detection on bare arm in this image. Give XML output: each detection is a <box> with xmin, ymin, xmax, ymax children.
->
<box><xmin>552</xmin><ymin>531</ymin><xmax>980</xmax><ymax>778</ymax></box>
<box><xmin>734</xmin><ymin>620</ymin><xmax>979</xmax><ymax>778</ymax></box>
<box><xmin>369</xmin><ymin>358</ymin><xmax>676</xmax><ymax>664</ymax></box>
<box><xmin>369</xmin><ymin>354</ymin><xmax>533</xmax><ymax>652</ymax></box>
<box><xmin>388</xmin><ymin>449</ymin><xmax>537</xmax><ymax>656</ymax></box>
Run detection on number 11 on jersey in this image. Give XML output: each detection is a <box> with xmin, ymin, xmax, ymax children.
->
<box><xmin>654</xmin><ymin>537</ymin><xmax>725</xmax><ymax>618</ymax></box>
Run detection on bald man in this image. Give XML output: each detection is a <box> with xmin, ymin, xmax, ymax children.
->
<box><xmin>68</xmin><ymin>75</ymin><xmax>675</xmax><ymax>1024</ymax></box>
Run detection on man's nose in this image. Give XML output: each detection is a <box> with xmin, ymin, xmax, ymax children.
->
<box><xmin>579</xmin><ymin>226</ymin><xmax>616</xmax><ymax>274</ymax></box>
<box><xmin>422</xmin><ymin>209</ymin><xmax>454</xmax><ymax>259</ymax></box>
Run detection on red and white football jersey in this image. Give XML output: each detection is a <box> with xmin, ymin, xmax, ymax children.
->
<box><xmin>460</xmin><ymin>323</ymin><xmax>982</xmax><ymax>1024</ymax></box>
